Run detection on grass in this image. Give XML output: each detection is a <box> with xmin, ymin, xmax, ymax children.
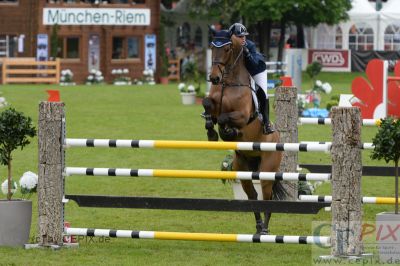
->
<box><xmin>0</xmin><ymin>73</ymin><xmax>395</xmax><ymax>266</ymax></box>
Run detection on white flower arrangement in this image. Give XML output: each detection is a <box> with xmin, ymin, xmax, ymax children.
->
<box><xmin>142</xmin><ymin>69</ymin><xmax>155</xmax><ymax>85</ymax></box>
<box><xmin>1</xmin><ymin>179</ymin><xmax>17</xmax><ymax>196</ymax></box>
<box><xmin>112</xmin><ymin>68</ymin><xmax>131</xmax><ymax>85</ymax></box>
<box><xmin>19</xmin><ymin>171</ymin><xmax>38</xmax><ymax>195</ymax></box>
<box><xmin>86</xmin><ymin>69</ymin><xmax>104</xmax><ymax>85</ymax></box>
<box><xmin>0</xmin><ymin>95</ymin><xmax>8</xmax><ymax>108</ymax></box>
<box><xmin>60</xmin><ymin>69</ymin><xmax>75</xmax><ymax>86</ymax></box>
<box><xmin>178</xmin><ymin>82</ymin><xmax>196</xmax><ymax>93</ymax></box>
<box><xmin>313</xmin><ymin>80</ymin><xmax>332</xmax><ymax>94</ymax></box>
<box><xmin>1</xmin><ymin>171</ymin><xmax>38</xmax><ymax>199</ymax></box>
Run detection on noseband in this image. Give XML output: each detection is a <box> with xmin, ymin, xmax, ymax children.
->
<box><xmin>211</xmin><ymin>46</ymin><xmax>243</xmax><ymax>81</ymax></box>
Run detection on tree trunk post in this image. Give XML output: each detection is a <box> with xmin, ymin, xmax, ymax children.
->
<box><xmin>330</xmin><ymin>107</ymin><xmax>363</xmax><ymax>257</ymax></box>
<box><xmin>38</xmin><ymin>102</ymin><xmax>65</xmax><ymax>247</ymax></box>
<box><xmin>275</xmin><ymin>86</ymin><xmax>298</xmax><ymax>200</ymax></box>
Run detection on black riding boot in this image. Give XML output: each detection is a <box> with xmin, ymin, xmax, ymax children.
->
<box><xmin>262</xmin><ymin>98</ymin><xmax>275</xmax><ymax>135</ymax></box>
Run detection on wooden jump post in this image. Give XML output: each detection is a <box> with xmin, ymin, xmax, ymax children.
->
<box><xmin>37</xmin><ymin>102</ymin><xmax>65</xmax><ymax>247</ymax></box>
<box><xmin>330</xmin><ymin>107</ymin><xmax>363</xmax><ymax>257</ymax></box>
<box><xmin>275</xmin><ymin>86</ymin><xmax>298</xmax><ymax>200</ymax></box>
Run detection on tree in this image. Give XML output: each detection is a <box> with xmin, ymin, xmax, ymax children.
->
<box><xmin>237</xmin><ymin>0</ymin><xmax>351</xmax><ymax>61</ymax></box>
<box><xmin>50</xmin><ymin>24</ymin><xmax>59</xmax><ymax>59</ymax></box>
<box><xmin>371</xmin><ymin>118</ymin><xmax>400</xmax><ymax>214</ymax></box>
<box><xmin>189</xmin><ymin>0</ymin><xmax>351</xmax><ymax>62</ymax></box>
<box><xmin>158</xmin><ymin>14</ymin><xmax>169</xmax><ymax>77</ymax></box>
<box><xmin>0</xmin><ymin>108</ymin><xmax>36</xmax><ymax>200</ymax></box>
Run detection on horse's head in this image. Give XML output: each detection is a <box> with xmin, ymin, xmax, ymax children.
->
<box><xmin>209</xmin><ymin>30</ymin><xmax>233</xmax><ymax>85</ymax></box>
<box><xmin>209</xmin><ymin>30</ymin><xmax>245</xmax><ymax>85</ymax></box>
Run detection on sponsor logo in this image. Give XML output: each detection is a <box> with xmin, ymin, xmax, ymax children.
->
<box><xmin>312</xmin><ymin>51</ymin><xmax>346</xmax><ymax>67</ymax></box>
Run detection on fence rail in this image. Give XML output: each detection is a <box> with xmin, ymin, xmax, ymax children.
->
<box><xmin>2</xmin><ymin>58</ymin><xmax>60</xmax><ymax>84</ymax></box>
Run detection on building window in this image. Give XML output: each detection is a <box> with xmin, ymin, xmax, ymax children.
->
<box><xmin>194</xmin><ymin>26</ymin><xmax>202</xmax><ymax>47</ymax></box>
<box><xmin>127</xmin><ymin>37</ymin><xmax>139</xmax><ymax>58</ymax></box>
<box><xmin>335</xmin><ymin>26</ymin><xmax>342</xmax><ymax>49</ymax></box>
<box><xmin>112</xmin><ymin>36</ymin><xmax>139</xmax><ymax>59</ymax></box>
<box><xmin>349</xmin><ymin>23</ymin><xmax>374</xmax><ymax>51</ymax></box>
<box><xmin>384</xmin><ymin>23</ymin><xmax>400</xmax><ymax>51</ymax></box>
<box><xmin>58</xmin><ymin>37</ymin><xmax>80</xmax><ymax>59</ymax></box>
<box><xmin>0</xmin><ymin>35</ymin><xmax>17</xmax><ymax>57</ymax></box>
<box><xmin>112</xmin><ymin>37</ymin><xmax>124</xmax><ymax>59</ymax></box>
<box><xmin>177</xmin><ymin>22</ymin><xmax>191</xmax><ymax>47</ymax></box>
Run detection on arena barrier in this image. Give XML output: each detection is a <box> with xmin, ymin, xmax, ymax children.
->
<box><xmin>2</xmin><ymin>57</ymin><xmax>60</xmax><ymax>84</ymax></box>
<box><xmin>36</xmin><ymin>89</ymin><xmax>363</xmax><ymax>257</ymax></box>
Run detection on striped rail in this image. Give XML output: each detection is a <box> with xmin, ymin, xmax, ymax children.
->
<box><xmin>65</xmin><ymin>139</ymin><xmax>374</xmax><ymax>151</ymax></box>
<box><xmin>299</xmin><ymin>118</ymin><xmax>381</xmax><ymax>126</ymax></box>
<box><xmin>65</xmin><ymin>139</ymin><xmax>332</xmax><ymax>152</ymax></box>
<box><xmin>299</xmin><ymin>141</ymin><xmax>373</xmax><ymax>150</ymax></box>
<box><xmin>65</xmin><ymin>167</ymin><xmax>331</xmax><ymax>181</ymax></box>
<box><xmin>64</xmin><ymin>227</ymin><xmax>330</xmax><ymax>245</ymax></box>
<box><xmin>299</xmin><ymin>195</ymin><xmax>398</xmax><ymax>205</ymax></box>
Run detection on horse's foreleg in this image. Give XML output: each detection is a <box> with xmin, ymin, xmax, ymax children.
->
<box><xmin>217</xmin><ymin>111</ymin><xmax>248</xmax><ymax>129</ymax></box>
<box><xmin>240</xmin><ymin>180</ymin><xmax>267</xmax><ymax>235</ymax></box>
<box><xmin>260</xmin><ymin>180</ymin><xmax>274</xmax><ymax>234</ymax></box>
<box><xmin>202</xmin><ymin>97</ymin><xmax>218</xmax><ymax>141</ymax></box>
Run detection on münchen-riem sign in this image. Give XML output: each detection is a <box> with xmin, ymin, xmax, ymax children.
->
<box><xmin>43</xmin><ymin>8</ymin><xmax>151</xmax><ymax>25</ymax></box>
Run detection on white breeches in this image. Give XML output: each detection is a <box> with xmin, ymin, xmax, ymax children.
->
<box><xmin>252</xmin><ymin>70</ymin><xmax>269</xmax><ymax>98</ymax></box>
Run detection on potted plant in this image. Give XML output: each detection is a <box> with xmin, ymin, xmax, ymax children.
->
<box><xmin>0</xmin><ymin>107</ymin><xmax>37</xmax><ymax>247</ymax></box>
<box><xmin>178</xmin><ymin>82</ymin><xmax>196</xmax><ymax>105</ymax></box>
<box><xmin>371</xmin><ymin>117</ymin><xmax>400</xmax><ymax>262</ymax></box>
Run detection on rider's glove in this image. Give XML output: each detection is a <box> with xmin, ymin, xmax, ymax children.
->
<box><xmin>243</xmin><ymin>46</ymin><xmax>250</xmax><ymax>57</ymax></box>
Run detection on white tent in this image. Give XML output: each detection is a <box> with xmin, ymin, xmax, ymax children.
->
<box><xmin>311</xmin><ymin>0</ymin><xmax>379</xmax><ymax>50</ymax></box>
<box><xmin>378</xmin><ymin>0</ymin><xmax>400</xmax><ymax>50</ymax></box>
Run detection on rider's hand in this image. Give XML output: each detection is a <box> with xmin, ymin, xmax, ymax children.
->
<box><xmin>243</xmin><ymin>46</ymin><xmax>250</xmax><ymax>57</ymax></box>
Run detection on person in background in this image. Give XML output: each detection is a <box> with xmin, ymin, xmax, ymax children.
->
<box><xmin>228</xmin><ymin>23</ymin><xmax>274</xmax><ymax>135</ymax></box>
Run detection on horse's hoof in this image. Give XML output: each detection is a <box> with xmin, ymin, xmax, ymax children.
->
<box><xmin>256</xmin><ymin>222</ymin><xmax>267</xmax><ymax>234</ymax></box>
<box><xmin>205</xmin><ymin>120</ymin><xmax>214</xmax><ymax>130</ymax></box>
<box><xmin>207</xmin><ymin>129</ymin><xmax>218</xmax><ymax>141</ymax></box>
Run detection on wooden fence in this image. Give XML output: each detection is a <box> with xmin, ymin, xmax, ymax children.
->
<box><xmin>2</xmin><ymin>58</ymin><xmax>60</xmax><ymax>84</ymax></box>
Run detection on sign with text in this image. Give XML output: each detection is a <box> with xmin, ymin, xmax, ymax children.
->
<box><xmin>43</xmin><ymin>8</ymin><xmax>151</xmax><ymax>26</ymax></box>
<box><xmin>308</xmin><ymin>49</ymin><xmax>351</xmax><ymax>72</ymax></box>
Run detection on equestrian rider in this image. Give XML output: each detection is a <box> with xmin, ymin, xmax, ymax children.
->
<box><xmin>228</xmin><ymin>23</ymin><xmax>274</xmax><ymax>135</ymax></box>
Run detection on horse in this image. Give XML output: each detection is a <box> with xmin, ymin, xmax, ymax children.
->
<box><xmin>202</xmin><ymin>30</ymin><xmax>286</xmax><ymax>234</ymax></box>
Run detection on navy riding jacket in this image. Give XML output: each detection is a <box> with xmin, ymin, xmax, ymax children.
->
<box><xmin>244</xmin><ymin>40</ymin><xmax>266</xmax><ymax>76</ymax></box>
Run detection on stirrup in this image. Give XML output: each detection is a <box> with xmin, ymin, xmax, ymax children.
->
<box><xmin>263</xmin><ymin>124</ymin><xmax>275</xmax><ymax>135</ymax></box>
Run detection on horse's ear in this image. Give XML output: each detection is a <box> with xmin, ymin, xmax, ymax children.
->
<box><xmin>208</xmin><ymin>25</ymin><xmax>217</xmax><ymax>37</ymax></box>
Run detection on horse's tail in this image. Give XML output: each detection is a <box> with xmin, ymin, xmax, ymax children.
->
<box><xmin>272</xmin><ymin>181</ymin><xmax>291</xmax><ymax>200</ymax></box>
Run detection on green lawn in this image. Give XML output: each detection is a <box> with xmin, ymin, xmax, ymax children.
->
<box><xmin>0</xmin><ymin>73</ymin><xmax>394</xmax><ymax>266</ymax></box>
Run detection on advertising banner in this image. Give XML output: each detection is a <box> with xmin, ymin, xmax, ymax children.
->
<box><xmin>88</xmin><ymin>34</ymin><xmax>100</xmax><ymax>72</ymax></box>
<box><xmin>36</xmin><ymin>34</ymin><xmax>48</xmax><ymax>61</ymax></box>
<box><xmin>308</xmin><ymin>49</ymin><xmax>351</xmax><ymax>72</ymax></box>
<box><xmin>144</xmin><ymin>34</ymin><xmax>156</xmax><ymax>71</ymax></box>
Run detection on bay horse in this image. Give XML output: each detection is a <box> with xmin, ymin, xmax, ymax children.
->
<box><xmin>202</xmin><ymin>30</ymin><xmax>286</xmax><ymax>234</ymax></box>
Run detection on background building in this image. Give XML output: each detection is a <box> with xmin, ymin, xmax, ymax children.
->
<box><xmin>0</xmin><ymin>0</ymin><xmax>161</xmax><ymax>83</ymax></box>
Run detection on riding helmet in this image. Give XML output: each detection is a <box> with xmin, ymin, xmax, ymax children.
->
<box><xmin>228</xmin><ymin>23</ymin><xmax>249</xmax><ymax>37</ymax></box>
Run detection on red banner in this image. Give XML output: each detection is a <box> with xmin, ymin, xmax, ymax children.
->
<box><xmin>308</xmin><ymin>49</ymin><xmax>350</xmax><ymax>72</ymax></box>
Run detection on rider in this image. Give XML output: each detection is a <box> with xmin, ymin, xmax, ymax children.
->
<box><xmin>228</xmin><ymin>23</ymin><xmax>274</xmax><ymax>135</ymax></box>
